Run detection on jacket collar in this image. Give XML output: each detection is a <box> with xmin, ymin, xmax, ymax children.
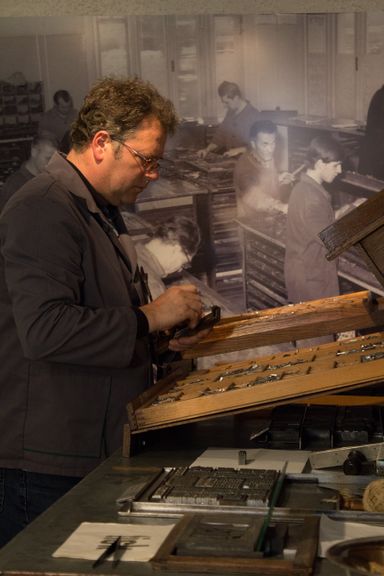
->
<box><xmin>300</xmin><ymin>172</ymin><xmax>331</xmax><ymax>201</ymax></box>
<box><xmin>45</xmin><ymin>151</ymin><xmax>101</xmax><ymax>216</ymax></box>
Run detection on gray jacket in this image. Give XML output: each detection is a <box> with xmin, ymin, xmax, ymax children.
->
<box><xmin>284</xmin><ymin>173</ymin><xmax>339</xmax><ymax>303</ymax></box>
<box><xmin>0</xmin><ymin>153</ymin><xmax>152</xmax><ymax>477</ymax></box>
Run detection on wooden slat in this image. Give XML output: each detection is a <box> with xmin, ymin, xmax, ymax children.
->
<box><xmin>183</xmin><ymin>291</ymin><xmax>384</xmax><ymax>359</ymax></box>
<box><xmin>296</xmin><ymin>395</ymin><xmax>384</xmax><ymax>406</ymax></box>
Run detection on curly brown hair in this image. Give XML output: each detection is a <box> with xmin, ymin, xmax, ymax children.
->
<box><xmin>70</xmin><ymin>77</ymin><xmax>178</xmax><ymax>150</ymax></box>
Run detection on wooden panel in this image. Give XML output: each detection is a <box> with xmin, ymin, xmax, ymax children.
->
<box><xmin>128</xmin><ymin>331</ymin><xmax>384</xmax><ymax>433</ymax></box>
<box><xmin>320</xmin><ymin>188</ymin><xmax>384</xmax><ymax>291</ymax></box>
<box><xmin>361</xmin><ymin>229</ymin><xmax>384</xmax><ymax>286</ymax></box>
<box><xmin>319</xmin><ymin>187</ymin><xmax>384</xmax><ymax>261</ymax></box>
<box><xmin>183</xmin><ymin>291</ymin><xmax>384</xmax><ymax>359</ymax></box>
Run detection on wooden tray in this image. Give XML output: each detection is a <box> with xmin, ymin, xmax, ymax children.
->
<box><xmin>152</xmin><ymin>513</ymin><xmax>319</xmax><ymax>575</ymax></box>
<box><xmin>127</xmin><ymin>332</ymin><xmax>384</xmax><ymax>438</ymax></box>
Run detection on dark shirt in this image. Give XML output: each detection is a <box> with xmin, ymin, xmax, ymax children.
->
<box><xmin>212</xmin><ymin>102</ymin><xmax>259</xmax><ymax>151</ymax></box>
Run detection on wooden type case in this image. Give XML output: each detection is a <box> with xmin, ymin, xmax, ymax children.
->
<box><xmin>126</xmin><ymin>332</ymin><xmax>384</xmax><ymax>445</ymax></box>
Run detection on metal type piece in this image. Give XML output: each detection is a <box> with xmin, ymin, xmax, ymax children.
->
<box><xmin>246</xmin><ymin>373</ymin><xmax>282</xmax><ymax>387</ymax></box>
<box><xmin>266</xmin><ymin>359</ymin><xmax>306</xmax><ymax>369</ymax></box>
<box><xmin>238</xmin><ymin>450</ymin><xmax>247</xmax><ymax>466</ymax></box>
<box><xmin>152</xmin><ymin>392</ymin><xmax>182</xmax><ymax>405</ymax></box>
<box><xmin>214</xmin><ymin>363</ymin><xmax>264</xmax><ymax>382</ymax></box>
<box><xmin>362</xmin><ymin>351</ymin><xmax>384</xmax><ymax>362</ymax></box>
<box><xmin>335</xmin><ymin>348</ymin><xmax>359</xmax><ymax>356</ymax></box>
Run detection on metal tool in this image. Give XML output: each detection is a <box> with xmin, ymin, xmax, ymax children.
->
<box><xmin>310</xmin><ymin>441</ymin><xmax>384</xmax><ymax>475</ymax></box>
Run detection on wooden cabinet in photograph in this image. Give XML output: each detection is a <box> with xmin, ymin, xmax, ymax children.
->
<box><xmin>239</xmin><ymin>213</ymin><xmax>384</xmax><ymax>312</ymax></box>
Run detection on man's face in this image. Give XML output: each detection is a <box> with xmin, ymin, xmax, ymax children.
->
<box><xmin>103</xmin><ymin>116</ymin><xmax>166</xmax><ymax>206</ymax></box>
<box><xmin>221</xmin><ymin>95</ymin><xmax>240</xmax><ymax>113</ymax></box>
<box><xmin>252</xmin><ymin>131</ymin><xmax>276</xmax><ymax>162</ymax></box>
<box><xmin>56</xmin><ymin>97</ymin><xmax>73</xmax><ymax>117</ymax></box>
<box><xmin>318</xmin><ymin>159</ymin><xmax>342</xmax><ymax>183</ymax></box>
<box><xmin>32</xmin><ymin>143</ymin><xmax>56</xmax><ymax>172</ymax></box>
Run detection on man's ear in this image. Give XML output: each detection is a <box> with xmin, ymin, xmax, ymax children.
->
<box><xmin>92</xmin><ymin>131</ymin><xmax>109</xmax><ymax>161</ymax></box>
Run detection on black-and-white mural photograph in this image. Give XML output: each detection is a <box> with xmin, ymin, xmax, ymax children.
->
<box><xmin>4</xmin><ymin>3</ymin><xmax>384</xmax><ymax>567</ymax></box>
<box><xmin>1</xmin><ymin>7</ymin><xmax>384</xmax><ymax>318</ymax></box>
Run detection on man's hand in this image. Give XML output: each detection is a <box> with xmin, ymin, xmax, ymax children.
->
<box><xmin>278</xmin><ymin>171</ymin><xmax>295</xmax><ymax>185</ymax></box>
<box><xmin>140</xmin><ymin>285</ymin><xmax>203</xmax><ymax>333</ymax></box>
<box><xmin>168</xmin><ymin>328</ymin><xmax>211</xmax><ymax>352</ymax></box>
<box><xmin>223</xmin><ymin>146</ymin><xmax>246</xmax><ymax>158</ymax></box>
<box><xmin>197</xmin><ymin>142</ymin><xmax>218</xmax><ymax>159</ymax></box>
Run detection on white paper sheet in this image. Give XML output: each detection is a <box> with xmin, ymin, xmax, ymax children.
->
<box><xmin>319</xmin><ymin>514</ymin><xmax>384</xmax><ymax>558</ymax></box>
<box><xmin>53</xmin><ymin>521</ymin><xmax>175</xmax><ymax>562</ymax></box>
<box><xmin>190</xmin><ymin>447</ymin><xmax>310</xmax><ymax>474</ymax></box>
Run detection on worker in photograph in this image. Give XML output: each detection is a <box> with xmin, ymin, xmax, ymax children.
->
<box><xmin>234</xmin><ymin>119</ymin><xmax>295</xmax><ymax>217</ymax></box>
<box><xmin>284</xmin><ymin>134</ymin><xmax>363</xmax><ymax>346</ymax></box>
<box><xmin>135</xmin><ymin>216</ymin><xmax>201</xmax><ymax>300</ymax></box>
<box><xmin>0</xmin><ymin>135</ymin><xmax>57</xmax><ymax>211</ymax></box>
<box><xmin>197</xmin><ymin>81</ymin><xmax>259</xmax><ymax>159</ymax></box>
<box><xmin>38</xmin><ymin>89</ymin><xmax>78</xmax><ymax>145</ymax></box>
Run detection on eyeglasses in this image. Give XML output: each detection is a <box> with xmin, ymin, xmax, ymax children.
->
<box><xmin>110</xmin><ymin>137</ymin><xmax>160</xmax><ymax>174</ymax></box>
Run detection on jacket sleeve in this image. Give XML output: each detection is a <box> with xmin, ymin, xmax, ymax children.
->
<box><xmin>0</xmin><ymin>192</ymin><xmax>144</xmax><ymax>369</ymax></box>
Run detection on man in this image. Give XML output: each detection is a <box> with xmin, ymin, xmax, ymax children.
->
<box><xmin>234</xmin><ymin>120</ymin><xmax>294</xmax><ymax>217</ymax></box>
<box><xmin>38</xmin><ymin>89</ymin><xmax>78</xmax><ymax>144</ymax></box>
<box><xmin>135</xmin><ymin>216</ymin><xmax>200</xmax><ymax>300</ymax></box>
<box><xmin>284</xmin><ymin>135</ymin><xmax>344</xmax><ymax>347</ymax></box>
<box><xmin>0</xmin><ymin>77</ymin><xmax>205</xmax><ymax>547</ymax></box>
<box><xmin>0</xmin><ymin>135</ymin><xmax>57</xmax><ymax>211</ymax></box>
<box><xmin>197</xmin><ymin>81</ymin><xmax>259</xmax><ymax>159</ymax></box>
